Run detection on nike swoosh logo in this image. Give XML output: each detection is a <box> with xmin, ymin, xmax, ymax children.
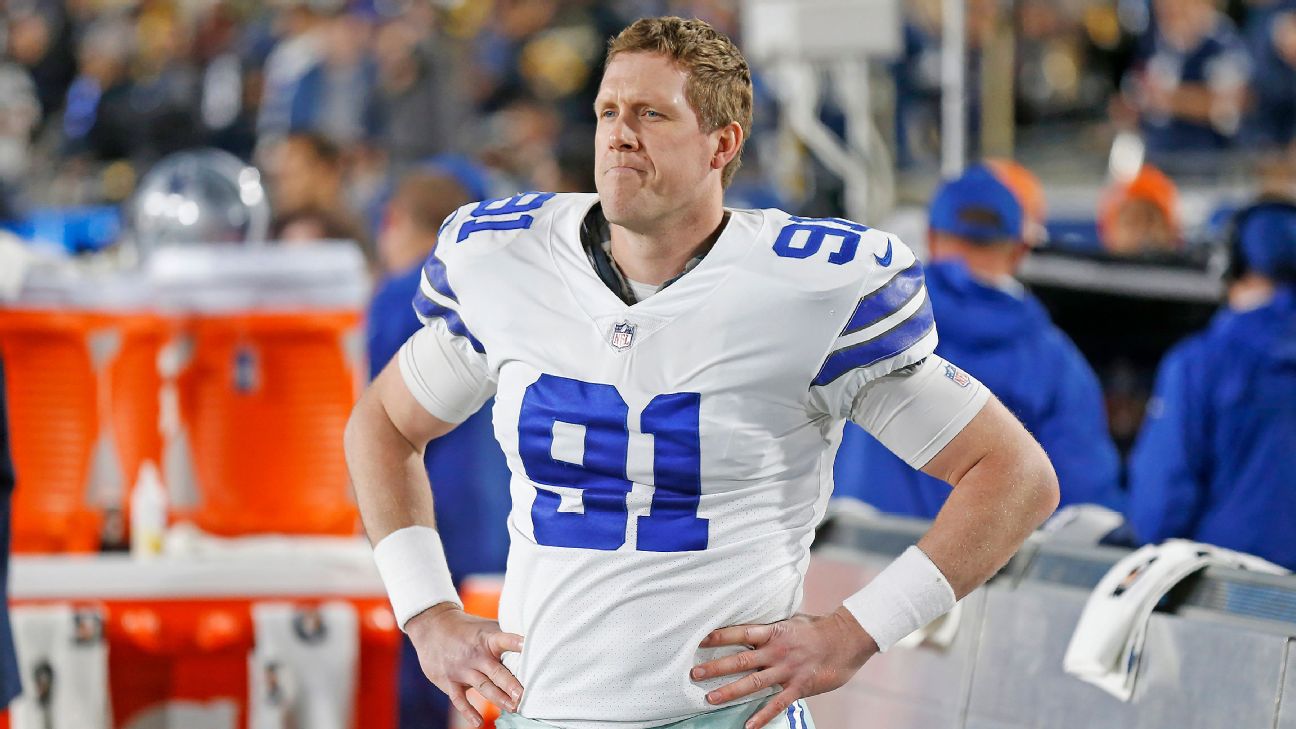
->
<box><xmin>874</xmin><ymin>238</ymin><xmax>894</xmax><ymax>267</ymax></box>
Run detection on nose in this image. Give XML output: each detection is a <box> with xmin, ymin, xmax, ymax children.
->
<box><xmin>606</xmin><ymin>112</ymin><xmax>639</xmax><ymax>152</ymax></box>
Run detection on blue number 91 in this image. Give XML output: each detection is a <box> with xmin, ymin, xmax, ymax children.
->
<box><xmin>517</xmin><ymin>374</ymin><xmax>708</xmax><ymax>552</ymax></box>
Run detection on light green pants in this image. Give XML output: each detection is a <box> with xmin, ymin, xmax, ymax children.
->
<box><xmin>494</xmin><ymin>698</ymin><xmax>815</xmax><ymax>729</ymax></box>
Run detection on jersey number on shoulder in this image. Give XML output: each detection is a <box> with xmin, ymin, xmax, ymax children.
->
<box><xmin>457</xmin><ymin>192</ymin><xmax>556</xmax><ymax>242</ymax></box>
<box><xmin>518</xmin><ymin>374</ymin><xmax>708</xmax><ymax>552</ymax></box>
<box><xmin>772</xmin><ymin>216</ymin><xmax>870</xmax><ymax>265</ymax></box>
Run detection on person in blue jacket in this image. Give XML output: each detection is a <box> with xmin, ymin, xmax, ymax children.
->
<box><xmin>1127</xmin><ymin>200</ymin><xmax>1296</xmax><ymax>569</ymax></box>
<box><xmin>368</xmin><ymin>168</ymin><xmax>512</xmax><ymax>729</ymax></box>
<box><xmin>835</xmin><ymin>164</ymin><xmax>1123</xmax><ymax>517</ymax></box>
<box><xmin>0</xmin><ymin>358</ymin><xmax>23</xmax><ymax>706</ymax></box>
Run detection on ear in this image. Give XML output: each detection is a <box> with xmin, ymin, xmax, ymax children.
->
<box><xmin>1008</xmin><ymin>241</ymin><xmax>1031</xmax><ymax>269</ymax></box>
<box><xmin>710</xmin><ymin>121</ymin><xmax>744</xmax><ymax>172</ymax></box>
<box><xmin>927</xmin><ymin>229</ymin><xmax>941</xmax><ymax>258</ymax></box>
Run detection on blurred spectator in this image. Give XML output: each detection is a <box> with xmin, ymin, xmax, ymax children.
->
<box><xmin>130</xmin><ymin>6</ymin><xmax>204</xmax><ymax>161</ymax></box>
<box><xmin>271</xmin><ymin>205</ymin><xmax>366</xmax><ymax>246</ymax></box>
<box><xmin>62</xmin><ymin>18</ymin><xmax>139</xmax><ymax>162</ymax></box>
<box><xmin>479</xmin><ymin>96</ymin><xmax>563</xmax><ymax>192</ymax></box>
<box><xmin>1127</xmin><ymin>198</ymin><xmax>1296</xmax><ymax>569</ymax></box>
<box><xmin>835</xmin><ymin>163</ymin><xmax>1123</xmax><ymax>517</ymax></box>
<box><xmin>1247</xmin><ymin>7</ymin><xmax>1296</xmax><ymax>147</ymax></box>
<box><xmin>193</xmin><ymin>2</ymin><xmax>260</xmax><ymax>160</ymax></box>
<box><xmin>264</xmin><ymin>131</ymin><xmax>356</xmax><ymax>229</ymax></box>
<box><xmin>1097</xmin><ymin>163</ymin><xmax>1182</xmax><ymax>255</ymax></box>
<box><xmin>5</xmin><ymin>1</ymin><xmax>77</xmax><ymax>132</ymax></box>
<box><xmin>288</xmin><ymin>12</ymin><xmax>382</xmax><ymax>146</ymax></box>
<box><xmin>468</xmin><ymin>0</ymin><xmax>560</xmax><ymax>112</ymax></box>
<box><xmin>373</xmin><ymin>13</ymin><xmax>467</xmax><ymax>166</ymax></box>
<box><xmin>1116</xmin><ymin>0</ymin><xmax>1250</xmax><ymax>161</ymax></box>
<box><xmin>256</xmin><ymin>2</ymin><xmax>328</xmax><ymax>145</ymax></box>
<box><xmin>365</xmin><ymin>170</ymin><xmax>511</xmax><ymax>729</ymax></box>
<box><xmin>0</xmin><ymin>64</ymin><xmax>41</xmax><ymax>219</ymax></box>
<box><xmin>0</xmin><ymin>358</ymin><xmax>22</xmax><ymax>707</ymax></box>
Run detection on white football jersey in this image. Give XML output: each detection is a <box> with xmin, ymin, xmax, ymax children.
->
<box><xmin>398</xmin><ymin>192</ymin><xmax>986</xmax><ymax>728</ymax></box>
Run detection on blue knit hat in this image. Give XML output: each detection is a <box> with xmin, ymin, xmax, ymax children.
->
<box><xmin>929</xmin><ymin>164</ymin><xmax>1025</xmax><ymax>243</ymax></box>
<box><xmin>1236</xmin><ymin>202</ymin><xmax>1296</xmax><ymax>281</ymax></box>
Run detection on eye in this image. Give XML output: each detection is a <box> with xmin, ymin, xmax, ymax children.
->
<box><xmin>644</xmin><ymin>109</ymin><xmax>661</xmax><ymax>118</ymax></box>
<box><xmin>598</xmin><ymin>108</ymin><xmax>615</xmax><ymax>119</ymax></box>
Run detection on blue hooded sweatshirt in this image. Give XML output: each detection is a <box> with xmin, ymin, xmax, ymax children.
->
<box><xmin>1128</xmin><ymin>287</ymin><xmax>1296</xmax><ymax>569</ymax></box>
<box><xmin>834</xmin><ymin>259</ymin><xmax>1123</xmax><ymax>517</ymax></box>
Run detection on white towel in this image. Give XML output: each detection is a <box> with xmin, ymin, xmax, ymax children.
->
<box><xmin>248</xmin><ymin>602</ymin><xmax>358</xmax><ymax>729</ymax></box>
<box><xmin>8</xmin><ymin>605</ymin><xmax>111</xmax><ymax>729</ymax></box>
<box><xmin>1035</xmin><ymin>504</ymin><xmax>1126</xmax><ymax>546</ymax></box>
<box><xmin>1063</xmin><ymin>539</ymin><xmax>1288</xmax><ymax>700</ymax></box>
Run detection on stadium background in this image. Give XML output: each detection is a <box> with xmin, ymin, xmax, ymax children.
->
<box><xmin>0</xmin><ymin>0</ymin><xmax>1293</xmax><ymax>727</ymax></box>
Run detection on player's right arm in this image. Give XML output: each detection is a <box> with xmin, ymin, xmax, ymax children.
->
<box><xmin>347</xmin><ymin>359</ymin><xmax>454</xmax><ymax>543</ymax></box>
<box><xmin>345</xmin><ymin>356</ymin><xmax>523</xmax><ymax>725</ymax></box>
<box><xmin>344</xmin><ymin>219</ymin><xmax>523</xmax><ymax>725</ymax></box>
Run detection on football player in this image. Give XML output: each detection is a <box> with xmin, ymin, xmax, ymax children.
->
<box><xmin>345</xmin><ymin>16</ymin><xmax>1059</xmax><ymax>729</ymax></box>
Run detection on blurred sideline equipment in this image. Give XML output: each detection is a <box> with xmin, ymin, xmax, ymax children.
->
<box><xmin>129</xmin><ymin>149</ymin><xmax>271</xmax><ymax>260</ymax></box>
<box><xmin>804</xmin><ymin>509</ymin><xmax>1296</xmax><ymax>727</ymax></box>
<box><xmin>4</xmin><ymin>548</ymin><xmax>398</xmax><ymax>729</ymax></box>
<box><xmin>0</xmin><ymin>148</ymin><xmax>383</xmax><ymax>728</ymax></box>
<box><xmin>742</xmin><ymin>0</ymin><xmax>901</xmax><ymax>221</ymax></box>
<box><xmin>0</xmin><ymin>143</ymin><xmax>369</xmax><ymax>550</ymax></box>
<box><xmin>1063</xmin><ymin>540</ymin><xmax>1286</xmax><ymax>700</ymax></box>
<box><xmin>0</xmin><ymin>270</ymin><xmax>167</xmax><ymax>553</ymax></box>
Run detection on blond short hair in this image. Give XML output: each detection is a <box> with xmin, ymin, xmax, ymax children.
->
<box><xmin>606</xmin><ymin>17</ymin><xmax>753</xmax><ymax>187</ymax></box>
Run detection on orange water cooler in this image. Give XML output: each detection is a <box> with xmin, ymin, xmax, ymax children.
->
<box><xmin>1</xmin><ymin>242</ymin><xmax>388</xmax><ymax>728</ymax></box>
<box><xmin>147</xmin><ymin>243</ymin><xmax>369</xmax><ymax>537</ymax></box>
<box><xmin>0</xmin><ymin>271</ymin><xmax>168</xmax><ymax>554</ymax></box>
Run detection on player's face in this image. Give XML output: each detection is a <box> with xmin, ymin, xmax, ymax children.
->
<box><xmin>594</xmin><ymin>52</ymin><xmax>721</xmax><ymax>230</ymax></box>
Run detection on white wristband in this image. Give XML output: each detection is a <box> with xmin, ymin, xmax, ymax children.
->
<box><xmin>372</xmin><ymin>526</ymin><xmax>463</xmax><ymax>632</ymax></box>
<box><xmin>842</xmin><ymin>545</ymin><xmax>956</xmax><ymax>652</ymax></box>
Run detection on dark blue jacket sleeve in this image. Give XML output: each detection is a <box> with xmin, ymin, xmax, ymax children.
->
<box><xmin>1127</xmin><ymin>342</ymin><xmax>1210</xmax><ymax>543</ymax></box>
<box><xmin>1033</xmin><ymin>338</ymin><xmax>1125</xmax><ymax>511</ymax></box>
<box><xmin>0</xmin><ymin>359</ymin><xmax>21</xmax><ymax>703</ymax></box>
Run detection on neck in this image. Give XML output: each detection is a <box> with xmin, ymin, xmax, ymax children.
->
<box><xmin>389</xmin><ymin>242</ymin><xmax>434</xmax><ymax>276</ymax></box>
<box><xmin>1228</xmin><ymin>274</ymin><xmax>1277</xmax><ymax>311</ymax></box>
<box><xmin>607</xmin><ymin>200</ymin><xmax>727</xmax><ymax>285</ymax></box>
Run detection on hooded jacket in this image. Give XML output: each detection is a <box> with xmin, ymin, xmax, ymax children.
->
<box><xmin>1128</xmin><ymin>287</ymin><xmax>1296</xmax><ymax>569</ymax></box>
<box><xmin>834</xmin><ymin>259</ymin><xmax>1123</xmax><ymax>517</ymax></box>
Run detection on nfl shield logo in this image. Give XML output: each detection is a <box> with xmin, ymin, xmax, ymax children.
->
<box><xmin>944</xmin><ymin>363</ymin><xmax>971</xmax><ymax>388</ymax></box>
<box><xmin>610</xmin><ymin>321</ymin><xmax>636</xmax><ymax>351</ymax></box>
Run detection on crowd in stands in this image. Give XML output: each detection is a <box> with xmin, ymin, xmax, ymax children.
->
<box><xmin>1</xmin><ymin>1</ymin><xmax>1295</xmax><ymax>246</ymax></box>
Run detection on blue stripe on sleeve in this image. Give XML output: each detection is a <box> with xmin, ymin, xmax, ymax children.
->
<box><xmin>413</xmin><ymin>288</ymin><xmax>485</xmax><ymax>354</ymax></box>
<box><xmin>812</xmin><ymin>295</ymin><xmax>935</xmax><ymax>387</ymax></box>
<box><xmin>841</xmin><ymin>261</ymin><xmax>924</xmax><ymax>336</ymax></box>
<box><xmin>421</xmin><ymin>251</ymin><xmax>459</xmax><ymax>303</ymax></box>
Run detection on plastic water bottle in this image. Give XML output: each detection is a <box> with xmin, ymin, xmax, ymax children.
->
<box><xmin>130</xmin><ymin>461</ymin><xmax>168</xmax><ymax>558</ymax></box>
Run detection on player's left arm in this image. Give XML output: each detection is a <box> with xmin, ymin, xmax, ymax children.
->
<box><xmin>699</xmin><ymin>386</ymin><xmax>1052</xmax><ymax>726</ymax></box>
<box><xmin>696</xmin><ymin>360</ymin><xmax>1058</xmax><ymax>728</ymax></box>
<box><xmin>912</xmin><ymin>391</ymin><xmax>1060</xmax><ymax>597</ymax></box>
